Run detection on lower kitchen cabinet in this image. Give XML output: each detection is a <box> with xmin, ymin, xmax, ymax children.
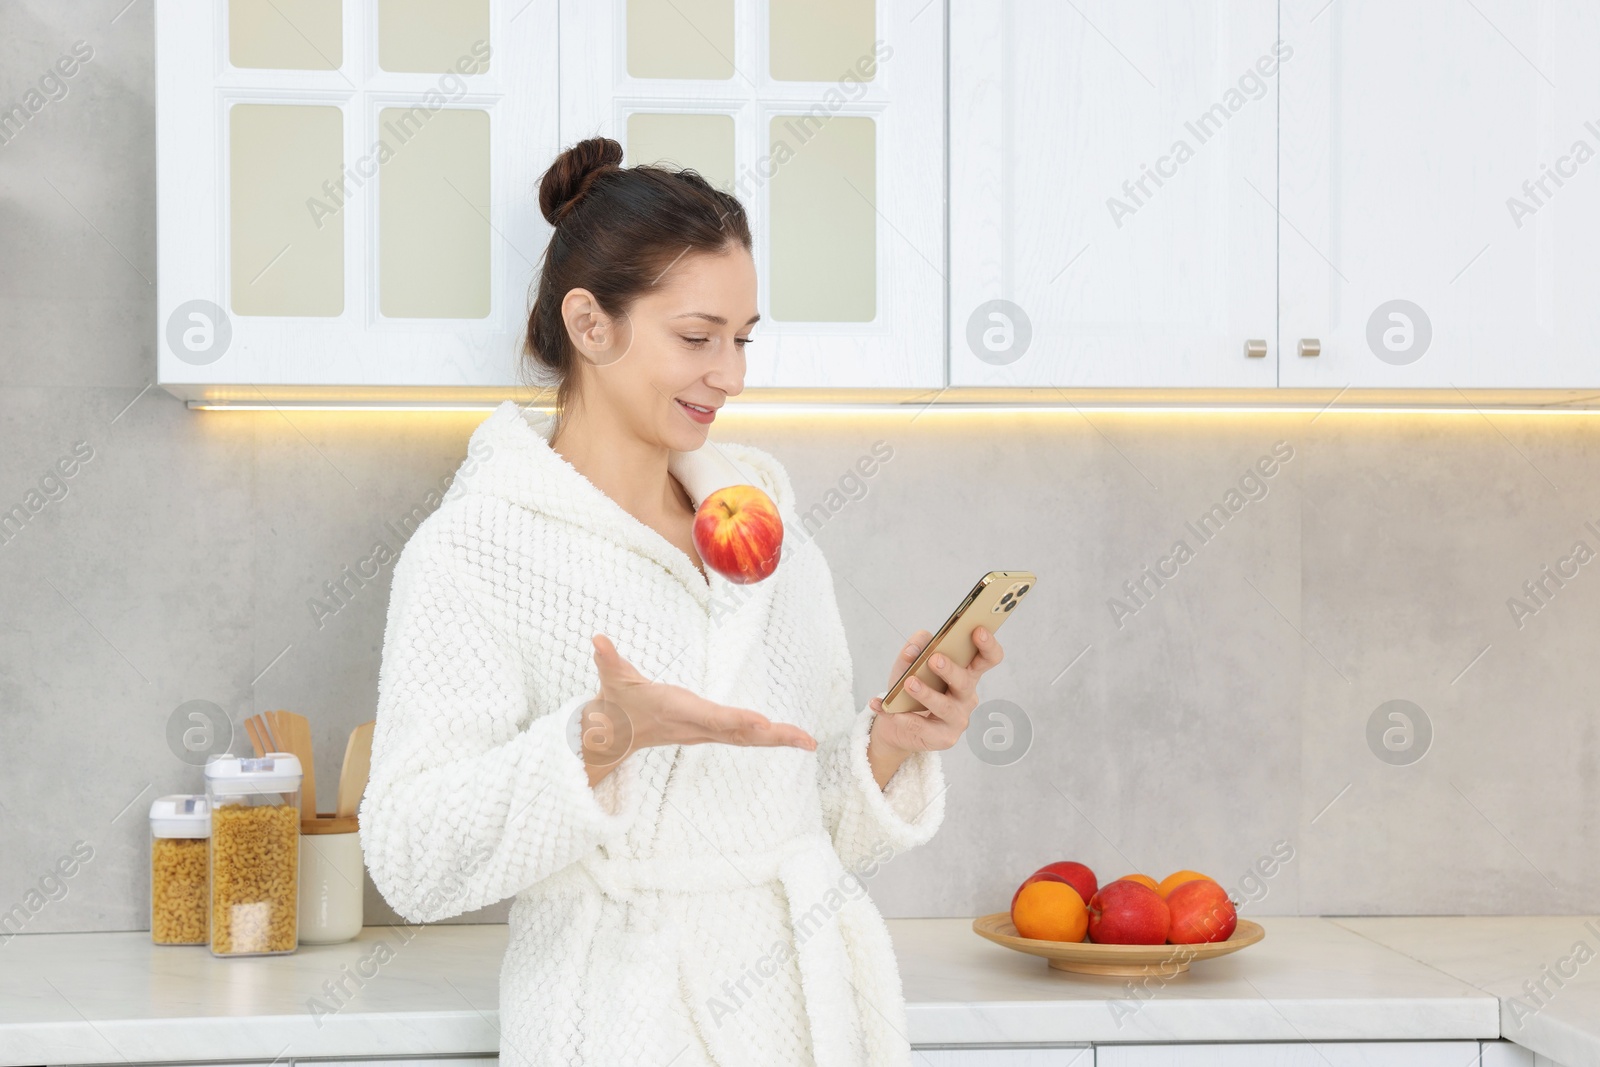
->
<box><xmin>1481</xmin><ymin>1039</ymin><xmax>1571</xmax><ymax>1067</ymax></box>
<box><xmin>911</xmin><ymin>1045</ymin><xmax>1525</xmax><ymax>1066</ymax></box>
<box><xmin>290</xmin><ymin>1061</ymin><xmax>496</xmax><ymax>1067</ymax></box>
<box><xmin>912</xmin><ymin>1050</ymin><xmax>1092</xmax><ymax>1066</ymax></box>
<box><xmin>41</xmin><ymin>1044</ymin><xmax>1575</xmax><ymax>1067</ymax></box>
<box><xmin>1097</xmin><ymin>1042</ymin><xmax>1482</xmax><ymax>1066</ymax></box>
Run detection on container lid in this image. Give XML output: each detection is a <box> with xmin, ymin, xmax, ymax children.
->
<box><xmin>204</xmin><ymin>752</ymin><xmax>302</xmax><ymax>796</ymax></box>
<box><xmin>149</xmin><ymin>794</ymin><xmax>210</xmax><ymax>838</ymax></box>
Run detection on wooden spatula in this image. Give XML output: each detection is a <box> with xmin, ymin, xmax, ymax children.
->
<box><xmin>246</xmin><ymin>712</ymin><xmax>278</xmax><ymax>754</ymax></box>
<box><xmin>266</xmin><ymin>710</ymin><xmax>316</xmax><ymax>819</ymax></box>
<box><xmin>243</xmin><ymin>715</ymin><xmax>267</xmax><ymax>758</ymax></box>
<box><xmin>336</xmin><ymin>721</ymin><xmax>375</xmax><ymax>819</ymax></box>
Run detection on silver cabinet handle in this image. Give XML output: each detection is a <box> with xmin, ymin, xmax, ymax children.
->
<box><xmin>1299</xmin><ymin>338</ymin><xmax>1321</xmax><ymax>357</ymax></box>
<box><xmin>1244</xmin><ymin>339</ymin><xmax>1268</xmax><ymax>358</ymax></box>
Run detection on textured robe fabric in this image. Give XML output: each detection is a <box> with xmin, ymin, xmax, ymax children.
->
<box><xmin>359</xmin><ymin>400</ymin><xmax>947</xmax><ymax>1066</ymax></box>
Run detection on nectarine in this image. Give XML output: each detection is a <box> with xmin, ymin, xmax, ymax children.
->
<box><xmin>1156</xmin><ymin>869</ymin><xmax>1214</xmax><ymax>899</ymax></box>
<box><xmin>1111</xmin><ymin>873</ymin><xmax>1160</xmax><ymax>893</ymax></box>
<box><xmin>1010</xmin><ymin>870</ymin><xmax>1071</xmax><ymax>914</ymax></box>
<box><xmin>1034</xmin><ymin>861</ymin><xmax>1097</xmax><ymax>909</ymax></box>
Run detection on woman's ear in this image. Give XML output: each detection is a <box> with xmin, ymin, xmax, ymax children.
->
<box><xmin>561</xmin><ymin>287</ymin><xmax>619</xmax><ymax>366</ymax></box>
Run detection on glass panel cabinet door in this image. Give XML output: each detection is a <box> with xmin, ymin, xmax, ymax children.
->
<box><xmin>949</xmin><ymin>0</ymin><xmax>1279</xmax><ymax>388</ymax></box>
<box><xmin>156</xmin><ymin>0</ymin><xmax>557</xmax><ymax>400</ymax></box>
<box><xmin>560</xmin><ymin>0</ymin><xmax>945</xmax><ymax>389</ymax></box>
<box><xmin>228</xmin><ymin>103</ymin><xmax>345</xmax><ymax>317</ymax></box>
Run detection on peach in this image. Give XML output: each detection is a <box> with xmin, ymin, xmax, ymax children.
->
<box><xmin>692</xmin><ymin>484</ymin><xmax>783</xmax><ymax>584</ymax></box>
<box><xmin>1034</xmin><ymin>861</ymin><xmax>1097</xmax><ymax>909</ymax></box>
<box><xmin>1156</xmin><ymin>869</ymin><xmax>1214</xmax><ymax>899</ymax></box>
<box><xmin>1111</xmin><ymin>873</ymin><xmax>1160</xmax><ymax>893</ymax></box>
<box><xmin>1010</xmin><ymin>870</ymin><xmax>1070</xmax><ymax>914</ymax></box>
<box><xmin>1087</xmin><ymin>880</ymin><xmax>1170</xmax><ymax>945</ymax></box>
<box><xmin>1166</xmin><ymin>878</ymin><xmax>1237</xmax><ymax>944</ymax></box>
<box><xmin>1011</xmin><ymin>880</ymin><xmax>1088</xmax><ymax>942</ymax></box>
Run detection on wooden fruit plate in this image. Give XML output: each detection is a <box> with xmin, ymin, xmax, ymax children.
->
<box><xmin>972</xmin><ymin>912</ymin><xmax>1266</xmax><ymax>976</ymax></box>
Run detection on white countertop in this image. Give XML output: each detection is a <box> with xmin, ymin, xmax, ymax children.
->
<box><xmin>1334</xmin><ymin>916</ymin><xmax>1600</xmax><ymax>1067</ymax></box>
<box><xmin>894</xmin><ymin>916</ymin><xmax>1496</xmax><ymax>1046</ymax></box>
<box><xmin>0</xmin><ymin>917</ymin><xmax>1590</xmax><ymax>1065</ymax></box>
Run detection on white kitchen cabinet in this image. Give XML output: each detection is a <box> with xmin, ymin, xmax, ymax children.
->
<box><xmin>155</xmin><ymin>0</ymin><xmax>559</xmax><ymax>401</ymax></box>
<box><xmin>559</xmin><ymin>0</ymin><xmax>944</xmax><ymax>389</ymax></box>
<box><xmin>1096</xmin><ymin>1041</ymin><xmax>1482</xmax><ymax>1066</ymax></box>
<box><xmin>1480</xmin><ymin>1039</ymin><xmax>1570</xmax><ymax>1067</ymax></box>
<box><xmin>913</xmin><ymin>1049</ymin><xmax>1092</xmax><ymax>1066</ymax></box>
<box><xmin>152</xmin><ymin>0</ymin><xmax>1600</xmax><ymax>402</ymax></box>
<box><xmin>1278</xmin><ymin>0</ymin><xmax>1600</xmax><ymax>388</ymax></box>
<box><xmin>156</xmin><ymin>0</ymin><xmax>942</xmax><ymax>401</ymax></box>
<box><xmin>289</xmin><ymin>1060</ymin><xmax>495</xmax><ymax>1067</ymax></box>
<box><xmin>954</xmin><ymin>0</ymin><xmax>1600</xmax><ymax>394</ymax></box>
<box><xmin>949</xmin><ymin>0</ymin><xmax>1280</xmax><ymax>388</ymax></box>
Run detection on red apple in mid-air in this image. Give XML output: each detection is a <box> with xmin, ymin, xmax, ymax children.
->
<box><xmin>692</xmin><ymin>484</ymin><xmax>783</xmax><ymax>584</ymax></box>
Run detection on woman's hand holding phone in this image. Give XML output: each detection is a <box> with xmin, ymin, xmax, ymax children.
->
<box><xmin>578</xmin><ymin>633</ymin><xmax>818</xmax><ymax>788</ymax></box>
<box><xmin>866</xmin><ymin>625</ymin><xmax>1006</xmax><ymax>789</ymax></box>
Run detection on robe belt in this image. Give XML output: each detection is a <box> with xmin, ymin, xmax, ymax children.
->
<box><xmin>574</xmin><ymin>829</ymin><xmax>890</xmax><ymax>1067</ymax></box>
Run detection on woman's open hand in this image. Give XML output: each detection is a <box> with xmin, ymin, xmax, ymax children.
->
<box><xmin>865</xmin><ymin>626</ymin><xmax>1006</xmax><ymax>784</ymax></box>
<box><xmin>578</xmin><ymin>633</ymin><xmax>817</xmax><ymax>786</ymax></box>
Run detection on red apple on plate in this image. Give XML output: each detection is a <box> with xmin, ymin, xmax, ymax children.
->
<box><xmin>692</xmin><ymin>484</ymin><xmax>783</xmax><ymax>584</ymax></box>
<box><xmin>1087</xmin><ymin>880</ymin><xmax>1171</xmax><ymax>945</ymax></box>
<box><xmin>1166</xmin><ymin>878</ymin><xmax>1237</xmax><ymax>944</ymax></box>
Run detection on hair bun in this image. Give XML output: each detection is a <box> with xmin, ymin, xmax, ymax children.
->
<box><xmin>539</xmin><ymin>137</ymin><xmax>624</xmax><ymax>226</ymax></box>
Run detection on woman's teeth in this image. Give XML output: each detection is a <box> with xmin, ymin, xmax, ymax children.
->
<box><xmin>679</xmin><ymin>400</ymin><xmax>711</xmax><ymax>413</ymax></box>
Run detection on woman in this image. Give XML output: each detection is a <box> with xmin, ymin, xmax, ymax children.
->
<box><xmin>360</xmin><ymin>137</ymin><xmax>1006</xmax><ymax>1067</ymax></box>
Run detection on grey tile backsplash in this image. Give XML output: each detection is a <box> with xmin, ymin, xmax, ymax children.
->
<box><xmin>4</xmin><ymin>0</ymin><xmax>1596</xmax><ymax>932</ymax></box>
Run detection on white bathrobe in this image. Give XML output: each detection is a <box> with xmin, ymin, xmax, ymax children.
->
<box><xmin>360</xmin><ymin>400</ymin><xmax>947</xmax><ymax>1067</ymax></box>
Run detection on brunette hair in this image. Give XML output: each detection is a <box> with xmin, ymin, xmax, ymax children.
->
<box><xmin>522</xmin><ymin>137</ymin><xmax>753</xmax><ymax>421</ymax></box>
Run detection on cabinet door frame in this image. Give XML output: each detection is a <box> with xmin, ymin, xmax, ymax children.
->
<box><xmin>1277</xmin><ymin>0</ymin><xmax>1600</xmax><ymax>390</ymax></box>
<box><xmin>155</xmin><ymin>0</ymin><xmax>558</xmax><ymax>398</ymax></box>
<box><xmin>1097</xmin><ymin>1041</ymin><xmax>1486</xmax><ymax>1066</ymax></box>
<box><xmin>558</xmin><ymin>0</ymin><xmax>946</xmax><ymax>390</ymax></box>
<box><xmin>948</xmin><ymin>0</ymin><xmax>1281</xmax><ymax>389</ymax></box>
<box><xmin>911</xmin><ymin>1048</ymin><xmax>1093</xmax><ymax>1066</ymax></box>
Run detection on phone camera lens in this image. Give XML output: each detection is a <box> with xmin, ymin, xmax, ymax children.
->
<box><xmin>1003</xmin><ymin>600</ymin><xmax>1016</xmax><ymax>611</ymax></box>
<box><xmin>1000</xmin><ymin>592</ymin><xmax>1013</xmax><ymax>604</ymax></box>
<box><xmin>1017</xmin><ymin>584</ymin><xmax>1029</xmax><ymax>595</ymax></box>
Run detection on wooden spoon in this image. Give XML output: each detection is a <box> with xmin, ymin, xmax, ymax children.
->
<box><xmin>249</xmin><ymin>712</ymin><xmax>278</xmax><ymax>753</ymax></box>
<box><xmin>266</xmin><ymin>710</ymin><xmax>316</xmax><ymax>819</ymax></box>
<box><xmin>242</xmin><ymin>716</ymin><xmax>267</xmax><ymax>758</ymax></box>
<box><xmin>336</xmin><ymin>721</ymin><xmax>375</xmax><ymax>819</ymax></box>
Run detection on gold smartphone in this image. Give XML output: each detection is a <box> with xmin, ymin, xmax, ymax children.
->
<box><xmin>880</xmin><ymin>571</ymin><xmax>1036</xmax><ymax>714</ymax></box>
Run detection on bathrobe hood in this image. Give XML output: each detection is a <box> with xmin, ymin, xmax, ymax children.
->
<box><xmin>443</xmin><ymin>399</ymin><xmax>805</xmax><ymax>708</ymax></box>
<box><xmin>449</xmin><ymin>399</ymin><xmax>795</xmax><ymax>604</ymax></box>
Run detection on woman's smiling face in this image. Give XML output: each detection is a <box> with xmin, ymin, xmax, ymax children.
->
<box><xmin>562</xmin><ymin>243</ymin><xmax>759</xmax><ymax>452</ymax></box>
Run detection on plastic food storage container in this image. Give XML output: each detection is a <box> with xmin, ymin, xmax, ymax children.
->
<box><xmin>299</xmin><ymin>813</ymin><xmax>364</xmax><ymax>944</ymax></box>
<box><xmin>204</xmin><ymin>752</ymin><xmax>301</xmax><ymax>957</ymax></box>
<box><xmin>149</xmin><ymin>794</ymin><xmax>209</xmax><ymax>945</ymax></box>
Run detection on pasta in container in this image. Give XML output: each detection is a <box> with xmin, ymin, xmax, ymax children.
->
<box><xmin>149</xmin><ymin>794</ymin><xmax>209</xmax><ymax>945</ymax></box>
<box><xmin>204</xmin><ymin>752</ymin><xmax>302</xmax><ymax>957</ymax></box>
